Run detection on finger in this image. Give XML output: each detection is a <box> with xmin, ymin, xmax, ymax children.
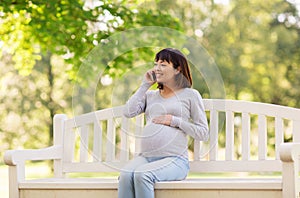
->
<box><xmin>152</xmin><ymin>117</ymin><xmax>161</xmax><ymax>124</ymax></box>
<box><xmin>144</xmin><ymin>71</ymin><xmax>154</xmax><ymax>83</ymax></box>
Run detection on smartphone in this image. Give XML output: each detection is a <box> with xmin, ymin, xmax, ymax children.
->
<box><xmin>151</xmin><ymin>72</ymin><xmax>156</xmax><ymax>82</ymax></box>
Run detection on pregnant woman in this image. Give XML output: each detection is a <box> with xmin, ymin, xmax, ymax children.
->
<box><xmin>118</xmin><ymin>48</ymin><xmax>209</xmax><ymax>198</ymax></box>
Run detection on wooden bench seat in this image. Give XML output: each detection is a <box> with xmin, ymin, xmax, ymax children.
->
<box><xmin>18</xmin><ymin>178</ymin><xmax>283</xmax><ymax>198</ymax></box>
<box><xmin>19</xmin><ymin>177</ymin><xmax>283</xmax><ymax>190</ymax></box>
<box><xmin>4</xmin><ymin>99</ymin><xmax>300</xmax><ymax>198</ymax></box>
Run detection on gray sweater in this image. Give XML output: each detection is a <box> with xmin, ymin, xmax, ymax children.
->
<box><xmin>123</xmin><ymin>82</ymin><xmax>209</xmax><ymax>159</ymax></box>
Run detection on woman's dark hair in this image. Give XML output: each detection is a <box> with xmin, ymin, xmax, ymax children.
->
<box><xmin>155</xmin><ymin>48</ymin><xmax>192</xmax><ymax>89</ymax></box>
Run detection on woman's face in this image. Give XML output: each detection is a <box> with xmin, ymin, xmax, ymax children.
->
<box><xmin>154</xmin><ymin>59</ymin><xmax>177</xmax><ymax>84</ymax></box>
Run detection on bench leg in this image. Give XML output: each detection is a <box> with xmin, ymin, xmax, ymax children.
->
<box><xmin>8</xmin><ymin>165</ymin><xmax>19</xmax><ymax>198</ymax></box>
<box><xmin>280</xmin><ymin>143</ymin><xmax>300</xmax><ymax>198</ymax></box>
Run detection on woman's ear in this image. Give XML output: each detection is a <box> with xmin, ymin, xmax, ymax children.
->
<box><xmin>175</xmin><ymin>66</ymin><xmax>181</xmax><ymax>74</ymax></box>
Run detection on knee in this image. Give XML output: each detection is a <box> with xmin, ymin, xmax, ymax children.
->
<box><xmin>119</xmin><ymin>171</ymin><xmax>134</xmax><ymax>183</ymax></box>
<box><xmin>134</xmin><ymin>171</ymin><xmax>154</xmax><ymax>184</ymax></box>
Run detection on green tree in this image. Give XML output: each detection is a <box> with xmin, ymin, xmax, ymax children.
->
<box><xmin>0</xmin><ymin>0</ymin><xmax>182</xmax><ymax>80</ymax></box>
<box><xmin>200</xmin><ymin>0</ymin><xmax>300</xmax><ymax>107</ymax></box>
<box><xmin>0</xmin><ymin>52</ymin><xmax>72</xmax><ymax>151</ymax></box>
<box><xmin>0</xmin><ymin>0</ymin><xmax>183</xmax><ymax>152</ymax></box>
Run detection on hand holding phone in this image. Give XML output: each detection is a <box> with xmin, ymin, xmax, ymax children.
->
<box><xmin>151</xmin><ymin>72</ymin><xmax>156</xmax><ymax>82</ymax></box>
<box><xmin>144</xmin><ymin>70</ymin><xmax>156</xmax><ymax>84</ymax></box>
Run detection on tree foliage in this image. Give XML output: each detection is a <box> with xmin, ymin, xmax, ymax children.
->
<box><xmin>0</xmin><ymin>0</ymin><xmax>182</xmax><ymax>79</ymax></box>
<box><xmin>0</xmin><ymin>0</ymin><xmax>183</xmax><ymax>153</ymax></box>
<box><xmin>203</xmin><ymin>0</ymin><xmax>300</xmax><ymax>107</ymax></box>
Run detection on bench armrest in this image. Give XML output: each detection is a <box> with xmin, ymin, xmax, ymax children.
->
<box><xmin>4</xmin><ymin>145</ymin><xmax>63</xmax><ymax>166</ymax></box>
<box><xmin>279</xmin><ymin>142</ymin><xmax>300</xmax><ymax>198</ymax></box>
<box><xmin>280</xmin><ymin>142</ymin><xmax>300</xmax><ymax>163</ymax></box>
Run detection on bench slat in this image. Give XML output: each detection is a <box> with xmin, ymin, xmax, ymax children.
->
<box><xmin>275</xmin><ymin>117</ymin><xmax>284</xmax><ymax>160</ymax></box>
<box><xmin>209</xmin><ymin>110</ymin><xmax>218</xmax><ymax>161</ymax></box>
<box><xmin>95</xmin><ymin>106</ymin><xmax>124</xmax><ymax>121</ymax></box>
<box><xmin>258</xmin><ymin>114</ymin><xmax>267</xmax><ymax>160</ymax></box>
<box><xmin>80</xmin><ymin>125</ymin><xmax>89</xmax><ymax>162</ymax></box>
<box><xmin>64</xmin><ymin>106</ymin><xmax>125</xmax><ymax>129</ymax></box>
<box><xmin>60</xmin><ymin>159</ymin><xmax>283</xmax><ymax>174</ymax></box>
<box><xmin>63</xmin><ymin>161</ymin><xmax>125</xmax><ymax>173</ymax></box>
<box><xmin>64</xmin><ymin>127</ymin><xmax>75</xmax><ymax>163</ymax></box>
<box><xmin>242</xmin><ymin>112</ymin><xmax>250</xmax><ymax>160</ymax></box>
<box><xmin>120</xmin><ymin>117</ymin><xmax>129</xmax><ymax>162</ymax></box>
<box><xmin>203</xmin><ymin>99</ymin><xmax>300</xmax><ymax>120</ymax></box>
<box><xmin>225</xmin><ymin>111</ymin><xmax>234</xmax><ymax>161</ymax></box>
<box><xmin>189</xmin><ymin>160</ymin><xmax>282</xmax><ymax>172</ymax></box>
<box><xmin>106</xmin><ymin>119</ymin><xmax>116</xmax><ymax>162</ymax></box>
<box><xmin>93</xmin><ymin>121</ymin><xmax>102</xmax><ymax>162</ymax></box>
<box><xmin>293</xmin><ymin>120</ymin><xmax>300</xmax><ymax>142</ymax></box>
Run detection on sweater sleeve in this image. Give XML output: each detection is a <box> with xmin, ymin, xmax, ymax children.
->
<box><xmin>170</xmin><ymin>90</ymin><xmax>209</xmax><ymax>141</ymax></box>
<box><xmin>123</xmin><ymin>82</ymin><xmax>152</xmax><ymax>118</ymax></box>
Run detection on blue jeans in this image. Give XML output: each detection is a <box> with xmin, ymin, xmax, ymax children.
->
<box><xmin>118</xmin><ymin>156</ymin><xmax>189</xmax><ymax>198</ymax></box>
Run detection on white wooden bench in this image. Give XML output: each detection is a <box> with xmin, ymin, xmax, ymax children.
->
<box><xmin>4</xmin><ymin>99</ymin><xmax>300</xmax><ymax>198</ymax></box>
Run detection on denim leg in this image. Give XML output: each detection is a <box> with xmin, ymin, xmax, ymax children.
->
<box><xmin>134</xmin><ymin>157</ymin><xmax>189</xmax><ymax>198</ymax></box>
<box><xmin>118</xmin><ymin>156</ymin><xmax>148</xmax><ymax>198</ymax></box>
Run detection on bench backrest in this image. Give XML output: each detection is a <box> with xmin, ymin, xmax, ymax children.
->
<box><xmin>54</xmin><ymin>99</ymin><xmax>300</xmax><ymax>177</ymax></box>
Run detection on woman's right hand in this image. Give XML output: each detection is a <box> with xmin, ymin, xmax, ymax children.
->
<box><xmin>143</xmin><ymin>69</ymin><xmax>156</xmax><ymax>84</ymax></box>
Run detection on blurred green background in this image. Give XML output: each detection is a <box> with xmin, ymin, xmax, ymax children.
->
<box><xmin>1</xmin><ymin>0</ymin><xmax>300</xmax><ymax>197</ymax></box>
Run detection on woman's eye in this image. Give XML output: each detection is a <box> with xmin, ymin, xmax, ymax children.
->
<box><xmin>154</xmin><ymin>63</ymin><xmax>167</xmax><ymax>67</ymax></box>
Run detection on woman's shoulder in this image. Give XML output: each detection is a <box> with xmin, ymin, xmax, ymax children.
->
<box><xmin>180</xmin><ymin>88</ymin><xmax>204</xmax><ymax>102</ymax></box>
<box><xmin>183</xmin><ymin>88</ymin><xmax>202</xmax><ymax>96</ymax></box>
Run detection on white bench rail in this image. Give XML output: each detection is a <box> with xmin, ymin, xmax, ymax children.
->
<box><xmin>4</xmin><ymin>99</ymin><xmax>300</xmax><ymax>198</ymax></box>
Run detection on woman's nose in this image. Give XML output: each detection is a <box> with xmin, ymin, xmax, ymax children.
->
<box><xmin>154</xmin><ymin>64</ymin><xmax>161</xmax><ymax>70</ymax></box>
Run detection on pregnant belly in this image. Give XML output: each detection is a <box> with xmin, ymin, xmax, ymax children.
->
<box><xmin>140</xmin><ymin>123</ymin><xmax>183</xmax><ymax>154</ymax></box>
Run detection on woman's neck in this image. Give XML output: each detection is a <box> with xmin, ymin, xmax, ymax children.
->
<box><xmin>159</xmin><ymin>85</ymin><xmax>182</xmax><ymax>98</ymax></box>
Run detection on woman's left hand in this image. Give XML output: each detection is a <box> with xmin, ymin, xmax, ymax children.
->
<box><xmin>152</xmin><ymin>114</ymin><xmax>172</xmax><ymax>126</ymax></box>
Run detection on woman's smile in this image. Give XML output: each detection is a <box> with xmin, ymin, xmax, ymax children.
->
<box><xmin>155</xmin><ymin>72</ymin><xmax>162</xmax><ymax>79</ymax></box>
